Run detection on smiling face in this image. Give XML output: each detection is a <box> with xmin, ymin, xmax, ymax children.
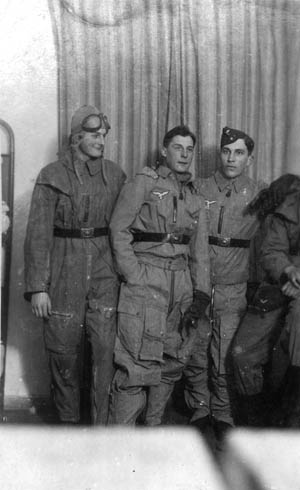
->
<box><xmin>162</xmin><ymin>135</ymin><xmax>195</xmax><ymax>174</ymax></box>
<box><xmin>78</xmin><ymin>128</ymin><xmax>107</xmax><ymax>159</ymax></box>
<box><xmin>220</xmin><ymin>138</ymin><xmax>253</xmax><ymax>179</ymax></box>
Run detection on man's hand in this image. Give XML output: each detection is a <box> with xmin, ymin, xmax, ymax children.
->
<box><xmin>280</xmin><ymin>266</ymin><xmax>300</xmax><ymax>298</ymax></box>
<box><xmin>283</xmin><ymin>265</ymin><xmax>300</xmax><ymax>287</ymax></box>
<box><xmin>181</xmin><ymin>290</ymin><xmax>210</xmax><ymax>336</ymax></box>
<box><xmin>281</xmin><ymin>281</ymin><xmax>300</xmax><ymax>299</ymax></box>
<box><xmin>31</xmin><ymin>292</ymin><xmax>52</xmax><ymax>319</ymax></box>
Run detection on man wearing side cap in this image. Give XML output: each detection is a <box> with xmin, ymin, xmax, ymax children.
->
<box><xmin>24</xmin><ymin>105</ymin><xmax>126</xmax><ymax>424</ymax></box>
<box><xmin>183</xmin><ymin>127</ymin><xmax>265</xmax><ymax>442</ymax></box>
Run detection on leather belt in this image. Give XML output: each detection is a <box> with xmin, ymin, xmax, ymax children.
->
<box><xmin>209</xmin><ymin>235</ymin><xmax>250</xmax><ymax>248</ymax></box>
<box><xmin>132</xmin><ymin>231</ymin><xmax>191</xmax><ymax>245</ymax></box>
<box><xmin>54</xmin><ymin>227</ymin><xmax>109</xmax><ymax>239</ymax></box>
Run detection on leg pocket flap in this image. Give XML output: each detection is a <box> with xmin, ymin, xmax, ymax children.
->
<box><xmin>117</xmin><ymin>298</ymin><xmax>144</xmax><ymax>359</ymax></box>
<box><xmin>139</xmin><ymin>305</ymin><xmax>166</xmax><ymax>362</ymax></box>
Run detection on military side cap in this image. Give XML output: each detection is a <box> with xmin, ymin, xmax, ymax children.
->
<box><xmin>221</xmin><ymin>126</ymin><xmax>249</xmax><ymax>146</ymax></box>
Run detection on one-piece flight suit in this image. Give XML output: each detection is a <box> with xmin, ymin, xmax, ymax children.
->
<box><xmin>108</xmin><ymin>164</ymin><xmax>210</xmax><ymax>425</ymax></box>
<box><xmin>24</xmin><ymin>150</ymin><xmax>126</xmax><ymax>424</ymax></box>
<box><xmin>261</xmin><ymin>190</ymin><xmax>300</xmax><ymax>369</ymax></box>
<box><xmin>184</xmin><ymin>169</ymin><xmax>264</xmax><ymax>425</ymax></box>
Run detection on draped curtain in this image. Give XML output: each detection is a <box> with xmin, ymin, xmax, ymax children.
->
<box><xmin>50</xmin><ymin>0</ymin><xmax>300</xmax><ymax>181</ymax></box>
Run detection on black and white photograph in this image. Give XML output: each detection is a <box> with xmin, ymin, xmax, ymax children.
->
<box><xmin>1</xmin><ymin>1</ymin><xmax>300</xmax><ymax>488</ymax></box>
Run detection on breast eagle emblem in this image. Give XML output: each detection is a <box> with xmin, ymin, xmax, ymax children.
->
<box><xmin>205</xmin><ymin>200</ymin><xmax>217</xmax><ymax>209</ymax></box>
<box><xmin>152</xmin><ymin>190</ymin><xmax>169</xmax><ymax>200</ymax></box>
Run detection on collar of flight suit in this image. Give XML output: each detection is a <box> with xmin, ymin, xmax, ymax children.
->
<box><xmin>214</xmin><ymin>169</ymin><xmax>250</xmax><ymax>193</ymax></box>
<box><xmin>63</xmin><ymin>150</ymin><xmax>104</xmax><ymax>176</ymax></box>
<box><xmin>157</xmin><ymin>164</ymin><xmax>193</xmax><ymax>183</ymax></box>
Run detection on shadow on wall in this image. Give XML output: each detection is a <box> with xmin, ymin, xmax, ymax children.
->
<box><xmin>200</xmin><ymin>144</ymin><xmax>219</xmax><ymax>178</ymax></box>
<box><xmin>4</xmin><ymin>190</ymin><xmax>51</xmax><ymax>412</ymax></box>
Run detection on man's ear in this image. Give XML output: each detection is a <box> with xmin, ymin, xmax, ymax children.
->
<box><xmin>246</xmin><ymin>154</ymin><xmax>254</xmax><ymax>168</ymax></box>
<box><xmin>161</xmin><ymin>147</ymin><xmax>167</xmax><ymax>158</ymax></box>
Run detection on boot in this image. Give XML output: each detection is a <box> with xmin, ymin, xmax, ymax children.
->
<box><xmin>212</xmin><ymin>418</ymin><xmax>234</xmax><ymax>456</ymax></box>
<box><xmin>191</xmin><ymin>414</ymin><xmax>211</xmax><ymax>432</ymax></box>
<box><xmin>275</xmin><ymin>366</ymin><xmax>300</xmax><ymax>428</ymax></box>
<box><xmin>236</xmin><ymin>393</ymin><xmax>270</xmax><ymax>427</ymax></box>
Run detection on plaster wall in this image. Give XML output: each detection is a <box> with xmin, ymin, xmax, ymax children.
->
<box><xmin>0</xmin><ymin>0</ymin><xmax>58</xmax><ymax>404</ymax></box>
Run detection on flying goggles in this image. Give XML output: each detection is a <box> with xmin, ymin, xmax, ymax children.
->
<box><xmin>81</xmin><ymin>113</ymin><xmax>111</xmax><ymax>133</ymax></box>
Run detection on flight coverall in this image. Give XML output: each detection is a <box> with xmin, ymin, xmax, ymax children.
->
<box><xmin>231</xmin><ymin>219</ymin><xmax>287</xmax><ymax>399</ymax></box>
<box><xmin>184</xmin><ymin>170</ymin><xmax>264</xmax><ymax>425</ymax></box>
<box><xmin>108</xmin><ymin>164</ymin><xmax>210</xmax><ymax>425</ymax></box>
<box><xmin>24</xmin><ymin>150</ymin><xmax>126</xmax><ymax>424</ymax></box>
<box><xmin>261</xmin><ymin>191</ymin><xmax>300</xmax><ymax>369</ymax></box>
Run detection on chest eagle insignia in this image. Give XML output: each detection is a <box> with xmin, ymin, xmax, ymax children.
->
<box><xmin>152</xmin><ymin>190</ymin><xmax>169</xmax><ymax>200</ymax></box>
<box><xmin>205</xmin><ymin>199</ymin><xmax>217</xmax><ymax>209</ymax></box>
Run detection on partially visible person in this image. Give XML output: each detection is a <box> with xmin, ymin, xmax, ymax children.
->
<box><xmin>259</xmin><ymin>173</ymin><xmax>300</xmax><ymax>427</ymax></box>
<box><xmin>24</xmin><ymin>105</ymin><xmax>126</xmax><ymax>425</ymax></box>
<box><xmin>231</xmin><ymin>174</ymin><xmax>300</xmax><ymax>426</ymax></box>
<box><xmin>108</xmin><ymin>125</ymin><xmax>210</xmax><ymax>426</ymax></box>
<box><xmin>183</xmin><ymin>126</ymin><xmax>265</xmax><ymax>442</ymax></box>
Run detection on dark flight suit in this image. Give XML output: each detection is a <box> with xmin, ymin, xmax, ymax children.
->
<box><xmin>184</xmin><ymin>170</ymin><xmax>264</xmax><ymax>425</ymax></box>
<box><xmin>261</xmin><ymin>192</ymin><xmax>300</xmax><ymax>369</ymax></box>
<box><xmin>24</xmin><ymin>150</ymin><xmax>126</xmax><ymax>424</ymax></box>
<box><xmin>108</xmin><ymin>164</ymin><xmax>210</xmax><ymax>425</ymax></box>
<box><xmin>231</xmin><ymin>217</ymin><xmax>287</xmax><ymax>399</ymax></box>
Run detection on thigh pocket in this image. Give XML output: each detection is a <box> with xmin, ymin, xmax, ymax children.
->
<box><xmin>139</xmin><ymin>305</ymin><xmax>166</xmax><ymax>361</ymax></box>
<box><xmin>117</xmin><ymin>299</ymin><xmax>166</xmax><ymax>362</ymax></box>
<box><xmin>44</xmin><ymin>311</ymin><xmax>82</xmax><ymax>354</ymax></box>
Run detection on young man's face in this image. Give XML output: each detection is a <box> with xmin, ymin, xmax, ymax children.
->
<box><xmin>79</xmin><ymin>128</ymin><xmax>107</xmax><ymax>159</ymax></box>
<box><xmin>220</xmin><ymin>138</ymin><xmax>252</xmax><ymax>179</ymax></box>
<box><xmin>162</xmin><ymin>135</ymin><xmax>195</xmax><ymax>173</ymax></box>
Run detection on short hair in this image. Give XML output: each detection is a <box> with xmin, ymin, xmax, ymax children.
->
<box><xmin>240</xmin><ymin>135</ymin><xmax>255</xmax><ymax>155</ymax></box>
<box><xmin>163</xmin><ymin>125</ymin><xmax>196</xmax><ymax>148</ymax></box>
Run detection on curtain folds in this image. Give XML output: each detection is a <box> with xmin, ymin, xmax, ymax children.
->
<box><xmin>50</xmin><ymin>0</ymin><xmax>300</xmax><ymax>180</ymax></box>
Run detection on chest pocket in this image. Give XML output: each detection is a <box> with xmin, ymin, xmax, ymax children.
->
<box><xmin>55</xmin><ymin>192</ymin><xmax>74</xmax><ymax>227</ymax></box>
<box><xmin>141</xmin><ymin>187</ymin><xmax>174</xmax><ymax>226</ymax></box>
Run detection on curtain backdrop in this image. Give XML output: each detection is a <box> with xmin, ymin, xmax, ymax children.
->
<box><xmin>50</xmin><ymin>0</ymin><xmax>300</xmax><ymax>181</ymax></box>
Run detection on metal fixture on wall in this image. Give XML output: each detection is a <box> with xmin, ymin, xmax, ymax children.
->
<box><xmin>0</xmin><ymin>119</ymin><xmax>14</xmax><ymax>413</ymax></box>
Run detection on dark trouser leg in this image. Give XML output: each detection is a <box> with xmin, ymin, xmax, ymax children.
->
<box><xmin>86</xmin><ymin>248</ymin><xmax>120</xmax><ymax>425</ymax></box>
<box><xmin>231</xmin><ymin>307</ymin><xmax>286</xmax><ymax>397</ymax></box>
<box><xmin>48</xmin><ymin>352</ymin><xmax>81</xmax><ymax>423</ymax></box>
<box><xmin>231</xmin><ymin>306</ymin><xmax>286</xmax><ymax>426</ymax></box>
<box><xmin>44</xmin><ymin>310</ymin><xmax>84</xmax><ymax>424</ymax></box>
<box><xmin>286</xmin><ymin>297</ymin><xmax>300</xmax><ymax>367</ymax></box>
<box><xmin>86</xmin><ymin>296</ymin><xmax>118</xmax><ymax>425</ymax></box>
<box><xmin>275</xmin><ymin>298</ymin><xmax>300</xmax><ymax>427</ymax></box>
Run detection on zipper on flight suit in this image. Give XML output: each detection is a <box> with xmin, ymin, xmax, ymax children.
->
<box><xmin>218</xmin><ymin>206</ymin><xmax>225</xmax><ymax>233</ymax></box>
<box><xmin>217</xmin><ymin>185</ymin><xmax>232</xmax><ymax>234</ymax></box>
<box><xmin>173</xmin><ymin>196</ymin><xmax>178</xmax><ymax>223</ymax></box>
<box><xmin>169</xmin><ymin>195</ymin><xmax>179</xmax><ymax>312</ymax></box>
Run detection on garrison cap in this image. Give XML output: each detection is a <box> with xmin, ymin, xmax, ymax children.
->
<box><xmin>221</xmin><ymin>126</ymin><xmax>254</xmax><ymax>153</ymax></box>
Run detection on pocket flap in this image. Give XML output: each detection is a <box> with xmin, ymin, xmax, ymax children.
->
<box><xmin>118</xmin><ymin>297</ymin><xmax>143</xmax><ymax>317</ymax></box>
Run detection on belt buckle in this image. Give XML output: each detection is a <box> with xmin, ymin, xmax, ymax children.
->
<box><xmin>220</xmin><ymin>237</ymin><xmax>230</xmax><ymax>246</ymax></box>
<box><xmin>80</xmin><ymin>227</ymin><xmax>94</xmax><ymax>238</ymax></box>
<box><xmin>169</xmin><ymin>232</ymin><xmax>181</xmax><ymax>244</ymax></box>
